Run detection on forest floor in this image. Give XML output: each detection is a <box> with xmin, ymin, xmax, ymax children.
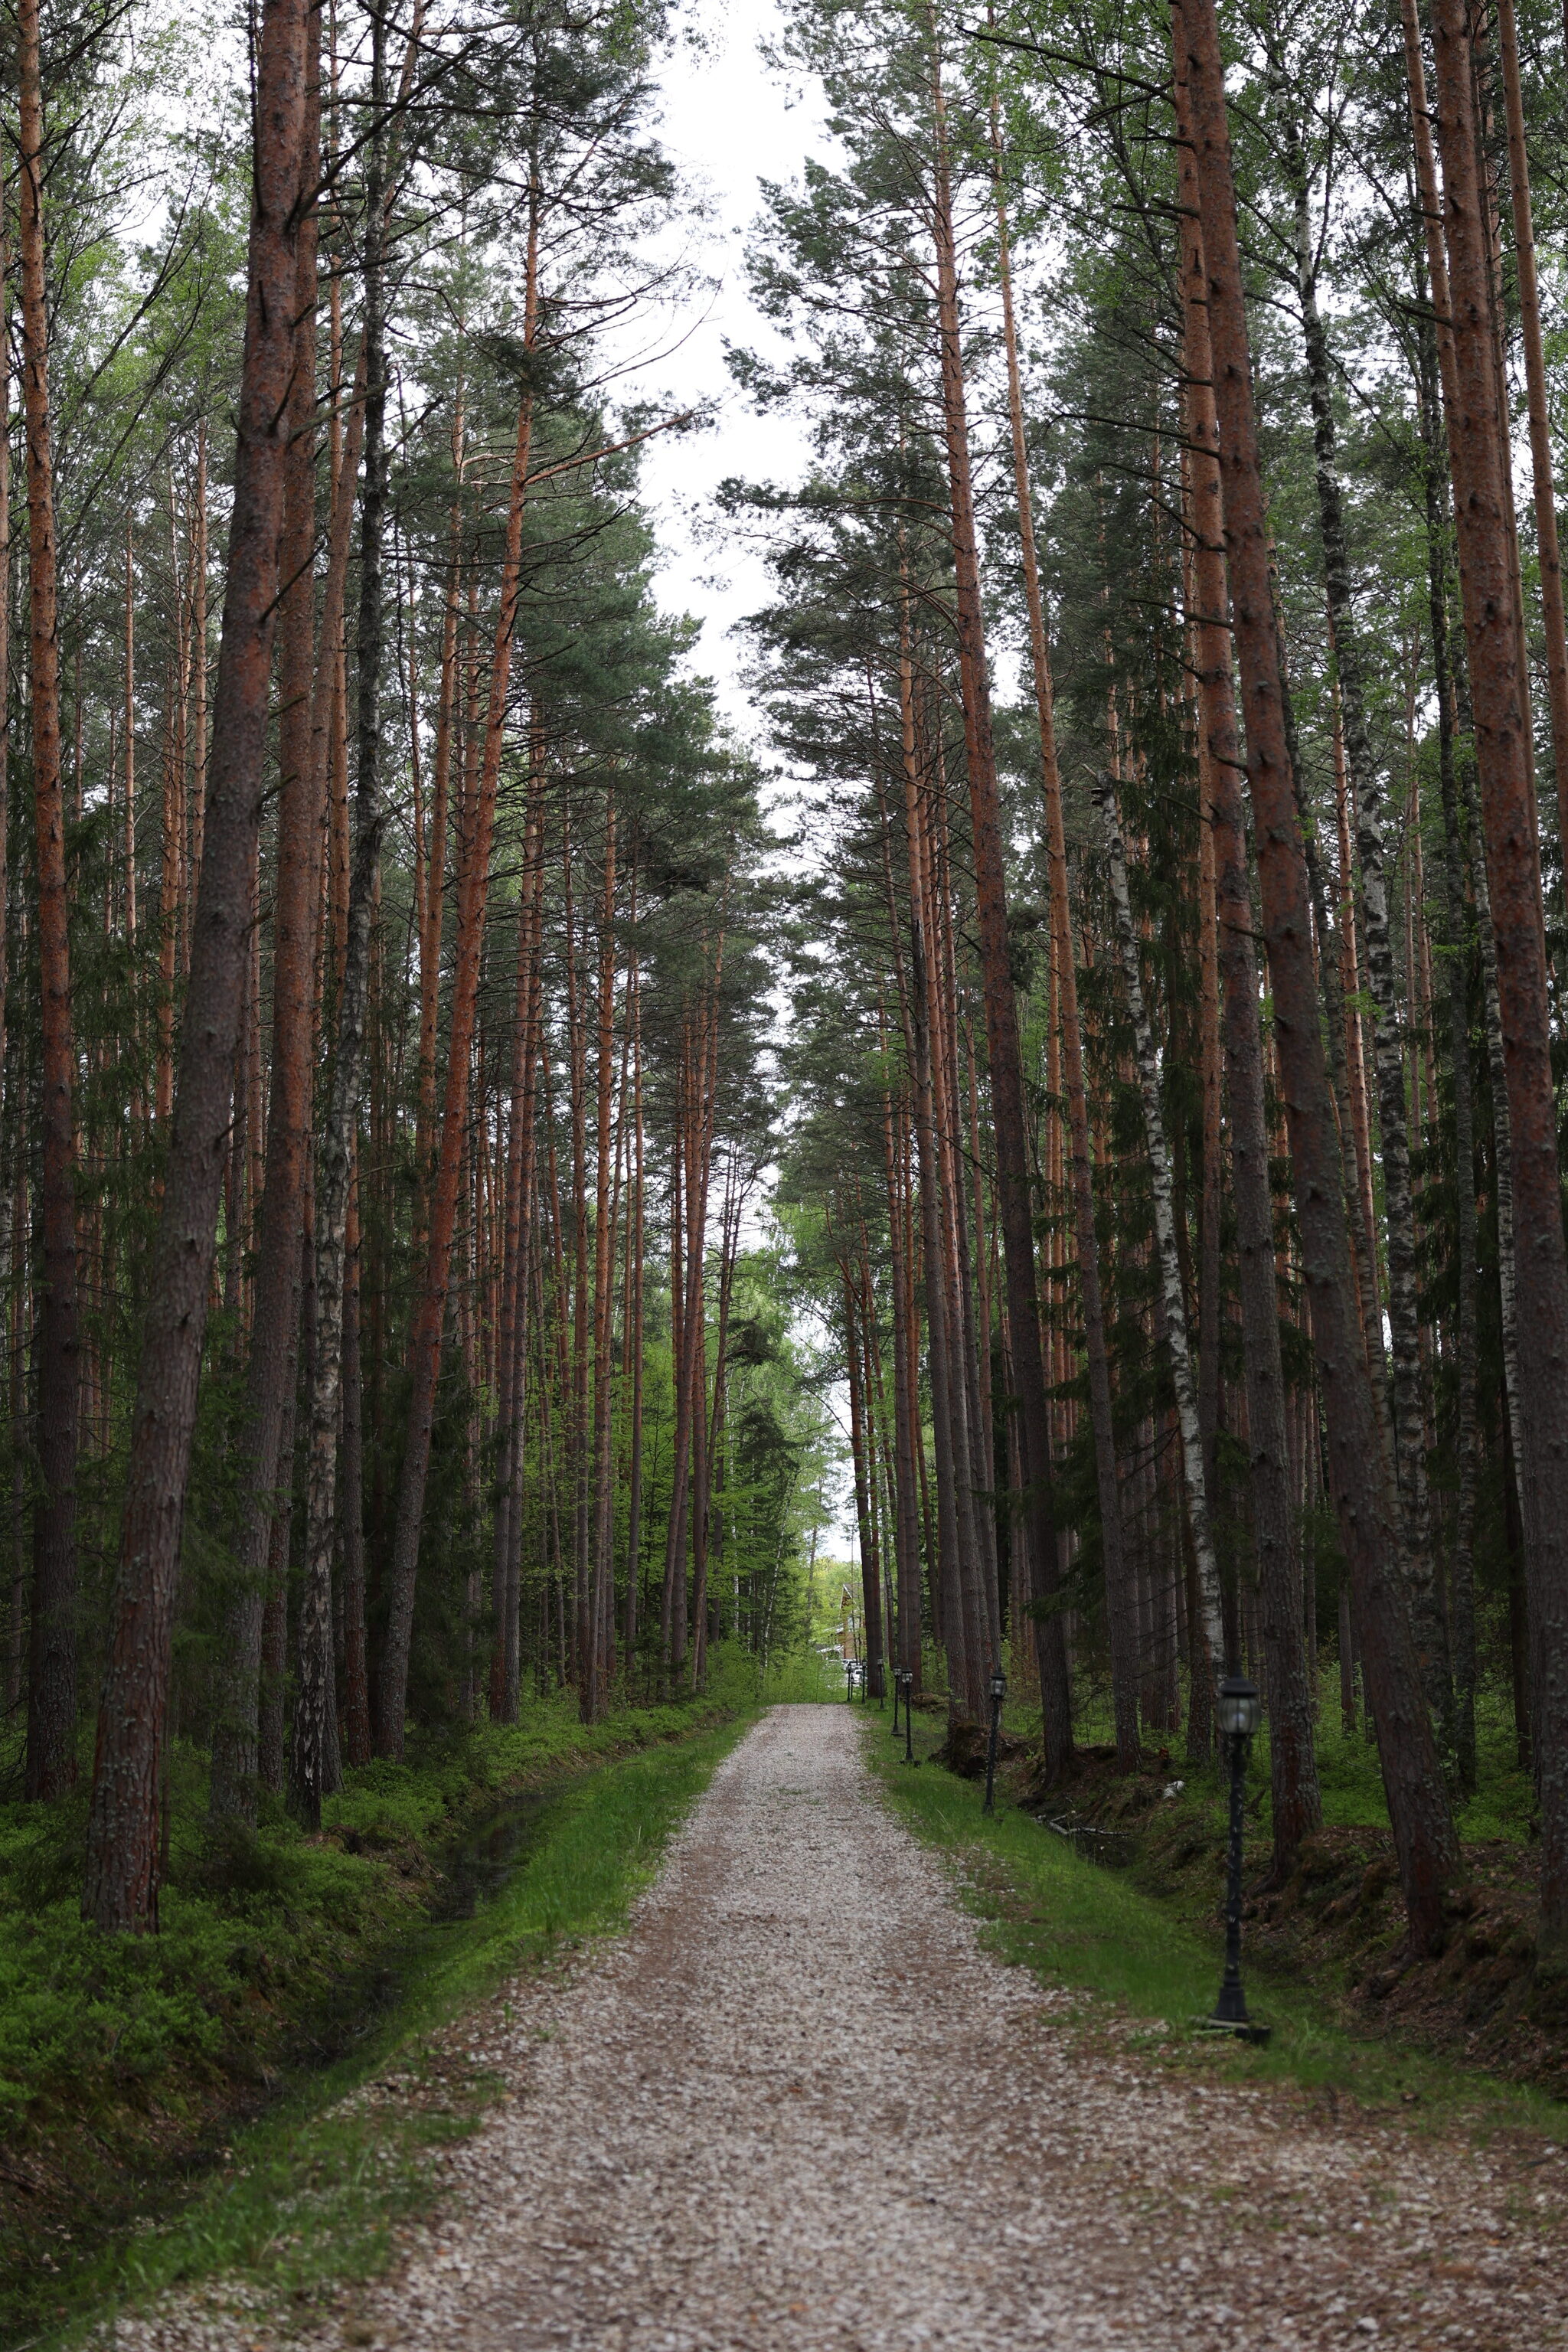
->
<box><xmin>109</xmin><ymin>1704</ymin><xmax>1568</xmax><ymax>2351</ymax></box>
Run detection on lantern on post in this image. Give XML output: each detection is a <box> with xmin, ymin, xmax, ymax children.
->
<box><xmin>983</xmin><ymin>1668</ymin><xmax>1007</xmax><ymax>1815</ymax></box>
<box><xmin>1202</xmin><ymin>1675</ymin><xmax>1269</xmax><ymax>2045</ymax></box>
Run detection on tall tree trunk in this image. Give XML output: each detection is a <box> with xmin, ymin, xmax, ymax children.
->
<box><xmin>1421</xmin><ymin>364</ymin><xmax>1481</xmax><ymax>1793</ymax></box>
<box><xmin>659</xmin><ymin>1120</ymin><xmax>688</xmax><ymax>1694</ymax></box>
<box><xmin>1428</xmin><ymin>0</ymin><xmax>1568</xmax><ymax>1954</ymax></box>
<box><xmin>896</xmin><ymin>602</ymin><xmax>968</xmax><ymax>1713</ymax></box>
<box><xmin>209</xmin><ymin>2</ymin><xmax>322</xmax><ymax>1822</ymax></box>
<box><xmin>1099</xmin><ymin>776</ymin><xmax>1225</xmax><ymax>1680</ymax></box>
<box><xmin>841</xmin><ymin>1262</ymin><xmax>886</xmax><ymax>1701</ymax></box>
<box><xmin>18</xmin><ymin>0</ymin><xmax>79</xmax><ymax>1803</ymax></box>
<box><xmin>583</xmin><ymin>801</ymin><xmax>617</xmax><ymax>1721</ymax></box>
<box><xmin>622</xmin><ymin>936</ymin><xmax>645</xmax><ymax>1674</ymax></box>
<box><xmin>375</xmin><ymin>354</ymin><xmax>538</xmax><ymax>1760</ymax></box>
<box><xmin>880</xmin><ymin>1062</ymin><xmax>923</xmax><ymax>1685</ymax></box>
<box><xmin>988</xmin><ymin>162</ymin><xmax>1124</xmax><ymax>1763</ymax></box>
<box><xmin>415</xmin><ymin>396</ymin><xmax>465</xmax><ymax>1253</ymax></box>
<box><xmin>492</xmin><ymin>752</ymin><xmax>544</xmax><ymax>1723</ymax></box>
<box><xmin>918</xmin><ymin>755</ymin><xmax>986</xmax><ymax>1718</ymax></box>
<box><xmin>292</xmin><ymin>1</ymin><xmax>392</xmax><ymax>1824</ymax></box>
<box><xmin>123</xmin><ymin>518</ymin><xmax>137</xmax><ymax>946</ymax></box>
<box><xmin>1191</xmin><ymin>590</ymin><xmax>1223</xmax><ymax>1769</ymax></box>
<box><xmin>930</xmin><ymin>58</ymin><xmax>1058</xmax><ymax>1736</ymax></box>
<box><xmin>1180</xmin><ymin>0</ymin><xmax>1455</xmax><ymax>1942</ymax></box>
<box><xmin>1276</xmin><ymin>85</ymin><xmax>1443</xmax><ymax>1734</ymax></box>
<box><xmin>83</xmin><ymin>0</ymin><xmax>310</xmax><ymax>1925</ymax></box>
<box><xmin>339</xmin><ymin>1169</ymin><xmax>371</xmax><ymax>1766</ymax></box>
<box><xmin>1494</xmin><ymin>0</ymin><xmax>1568</xmax><ymax>841</ymax></box>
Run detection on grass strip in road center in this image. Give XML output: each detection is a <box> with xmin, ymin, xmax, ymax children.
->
<box><xmin>23</xmin><ymin>1712</ymin><xmax>755</xmax><ymax>2352</ymax></box>
<box><xmin>864</xmin><ymin>1713</ymin><xmax>1568</xmax><ymax>2148</ymax></box>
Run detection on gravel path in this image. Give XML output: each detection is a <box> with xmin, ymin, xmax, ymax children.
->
<box><xmin>124</xmin><ymin>1705</ymin><xmax>1568</xmax><ymax>2350</ymax></box>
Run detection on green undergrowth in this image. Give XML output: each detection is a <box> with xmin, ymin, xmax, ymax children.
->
<box><xmin>1044</xmin><ymin>1666</ymin><xmax>1537</xmax><ymax>1847</ymax></box>
<box><xmin>865</xmin><ymin>1711</ymin><xmax>1568</xmax><ymax>2147</ymax></box>
<box><xmin>0</xmin><ymin>1668</ymin><xmax>760</xmax><ymax>2350</ymax></box>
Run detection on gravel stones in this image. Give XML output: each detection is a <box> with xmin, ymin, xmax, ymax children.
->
<box><xmin>119</xmin><ymin>1706</ymin><xmax>1568</xmax><ymax>2350</ymax></box>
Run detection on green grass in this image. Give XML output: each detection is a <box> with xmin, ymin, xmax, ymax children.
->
<box><xmin>994</xmin><ymin>1654</ymin><xmax>1539</xmax><ymax>1846</ymax></box>
<box><xmin>0</xmin><ymin>1655</ymin><xmax>767</xmax><ymax>2151</ymax></box>
<box><xmin>751</xmin><ymin>1647</ymin><xmax>845</xmax><ymax>1704</ymax></box>
<box><xmin>11</xmin><ymin>1707</ymin><xmax>756</xmax><ymax>2351</ymax></box>
<box><xmin>864</xmin><ymin>1710</ymin><xmax>1568</xmax><ymax>2145</ymax></box>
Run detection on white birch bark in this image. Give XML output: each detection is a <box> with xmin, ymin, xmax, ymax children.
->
<box><xmin>1097</xmin><ymin>772</ymin><xmax>1226</xmax><ymax>1677</ymax></box>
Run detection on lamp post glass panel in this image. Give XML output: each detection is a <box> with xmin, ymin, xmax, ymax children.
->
<box><xmin>1208</xmin><ymin>1675</ymin><xmax>1269</xmax><ymax>2043</ymax></box>
<box><xmin>983</xmin><ymin>1668</ymin><xmax>1007</xmax><ymax>1815</ymax></box>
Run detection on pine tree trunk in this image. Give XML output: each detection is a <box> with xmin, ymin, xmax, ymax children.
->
<box><xmin>415</xmin><ymin>413</ymin><xmax>464</xmax><ymax>1253</ymax></box>
<box><xmin>338</xmin><ymin>1170</ymin><xmax>371</xmax><ymax>1766</ymax></box>
<box><xmin>1328</xmin><ymin>704</ymin><xmax>1380</xmax><ymax>1306</ymax></box>
<box><xmin>694</xmin><ymin>1174</ymin><xmax>741</xmax><ymax>1691</ymax></box>
<box><xmin>929</xmin><ymin>64</ymin><xmax>1056</xmax><ymax>1734</ymax></box>
<box><xmin>659</xmin><ymin>1124</ymin><xmax>688</xmax><ymax>1694</ymax></box>
<box><xmin>989</xmin><ymin>181</ymin><xmax>1127</xmax><ymax>1760</ymax></box>
<box><xmin>1403</xmin><ymin>0</ymin><xmax>1511</xmax><ymax>1802</ymax></box>
<box><xmin>492</xmin><ymin>757</ymin><xmax>544</xmax><ymax>1723</ymax></box>
<box><xmin>880</xmin><ymin>1063</ymin><xmax>923</xmax><ymax>1684</ymax></box>
<box><xmin>1192</xmin><ymin>608</ymin><xmax>1222</xmax><ymax>1768</ymax></box>
<box><xmin>1099</xmin><ymin>776</ymin><xmax>1225</xmax><ymax>1677</ymax></box>
<box><xmin>841</xmin><ymin>1265</ymin><xmax>886</xmax><ymax>1702</ymax></box>
<box><xmin>1279</xmin><ymin>100</ymin><xmax>1444</xmax><ymax>1733</ymax></box>
<box><xmin>292</xmin><ymin>2</ymin><xmax>393</xmax><ymax>1821</ymax></box>
<box><xmin>375</xmin><ymin>377</ymin><xmax>537</xmax><ymax>1758</ymax></box>
<box><xmin>83</xmin><ymin>0</ymin><xmax>310</xmax><ymax>1924</ymax></box>
<box><xmin>1494</xmin><ymin>0</ymin><xmax>1568</xmax><ymax>837</ymax></box>
<box><xmin>583</xmin><ymin>802</ymin><xmax>618</xmax><ymax>1721</ymax></box>
<box><xmin>920</xmin><ymin>776</ymin><xmax>988</xmax><ymax>1720</ymax></box>
<box><xmin>1180</xmin><ymin>0</ymin><xmax>1455</xmax><ymax>1944</ymax></box>
<box><xmin>1422</xmin><ymin>382</ymin><xmax>1481</xmax><ymax>1792</ymax></box>
<box><xmin>616</xmin><ymin>955</ymin><xmax>639</xmax><ymax>1674</ymax></box>
<box><xmin>123</xmin><ymin>519</ymin><xmax>137</xmax><ymax>949</ymax></box>
<box><xmin>893</xmin><ymin>608</ymin><xmax>969</xmax><ymax>1713</ymax></box>
<box><xmin>1428</xmin><ymin>0</ymin><xmax>1568</xmax><ymax>1955</ymax></box>
<box><xmin>18</xmin><ymin>0</ymin><xmax>79</xmax><ymax>1804</ymax></box>
<box><xmin>209</xmin><ymin>5</ymin><xmax>322</xmax><ymax>1822</ymax></box>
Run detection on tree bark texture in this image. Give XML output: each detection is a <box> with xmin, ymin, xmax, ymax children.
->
<box><xmin>209</xmin><ymin>3</ymin><xmax>322</xmax><ymax>1822</ymax></box>
<box><xmin>375</xmin><ymin>379</ymin><xmax>537</xmax><ymax>1758</ymax></box>
<box><xmin>1099</xmin><ymin>776</ymin><xmax>1226</xmax><ymax>1677</ymax></box>
<box><xmin>929</xmin><ymin>61</ymin><xmax>1058</xmax><ymax>1733</ymax></box>
<box><xmin>84</xmin><ymin>0</ymin><xmax>310</xmax><ymax>1927</ymax></box>
<box><xmin>1179</xmin><ymin>0</ymin><xmax>1456</xmax><ymax>1945</ymax></box>
<box><xmin>1428</xmin><ymin>0</ymin><xmax>1568</xmax><ymax>1953</ymax></box>
<box><xmin>1279</xmin><ymin>100</ymin><xmax>1443</xmax><ymax>1733</ymax></box>
<box><xmin>19</xmin><ymin>0</ymin><xmax>80</xmax><ymax>1803</ymax></box>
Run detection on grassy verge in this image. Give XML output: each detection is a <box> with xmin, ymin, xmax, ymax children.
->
<box><xmin>864</xmin><ymin>1708</ymin><xmax>1568</xmax><ymax>2147</ymax></box>
<box><xmin>2</xmin><ymin>1678</ymin><xmax>760</xmax><ymax>2350</ymax></box>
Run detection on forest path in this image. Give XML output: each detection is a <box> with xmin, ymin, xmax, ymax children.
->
<box><xmin>139</xmin><ymin>1706</ymin><xmax>1565</xmax><ymax>2350</ymax></box>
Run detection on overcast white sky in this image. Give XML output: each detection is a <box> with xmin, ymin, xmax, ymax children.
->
<box><xmin>614</xmin><ymin>0</ymin><xmax>827</xmax><ymax>733</ymax></box>
<box><xmin>599</xmin><ymin>3</ymin><xmax>867</xmax><ymax>1556</ymax></box>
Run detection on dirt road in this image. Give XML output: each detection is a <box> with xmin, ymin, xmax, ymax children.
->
<box><xmin>122</xmin><ymin>1705</ymin><xmax>1568</xmax><ymax>2349</ymax></box>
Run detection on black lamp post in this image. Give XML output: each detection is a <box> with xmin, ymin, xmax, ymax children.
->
<box><xmin>983</xmin><ymin>1667</ymin><xmax>1007</xmax><ymax>1815</ymax></box>
<box><xmin>899</xmin><ymin>1668</ymin><xmax>914</xmax><ymax>1762</ymax></box>
<box><xmin>1206</xmin><ymin>1674</ymin><xmax>1270</xmax><ymax>2044</ymax></box>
